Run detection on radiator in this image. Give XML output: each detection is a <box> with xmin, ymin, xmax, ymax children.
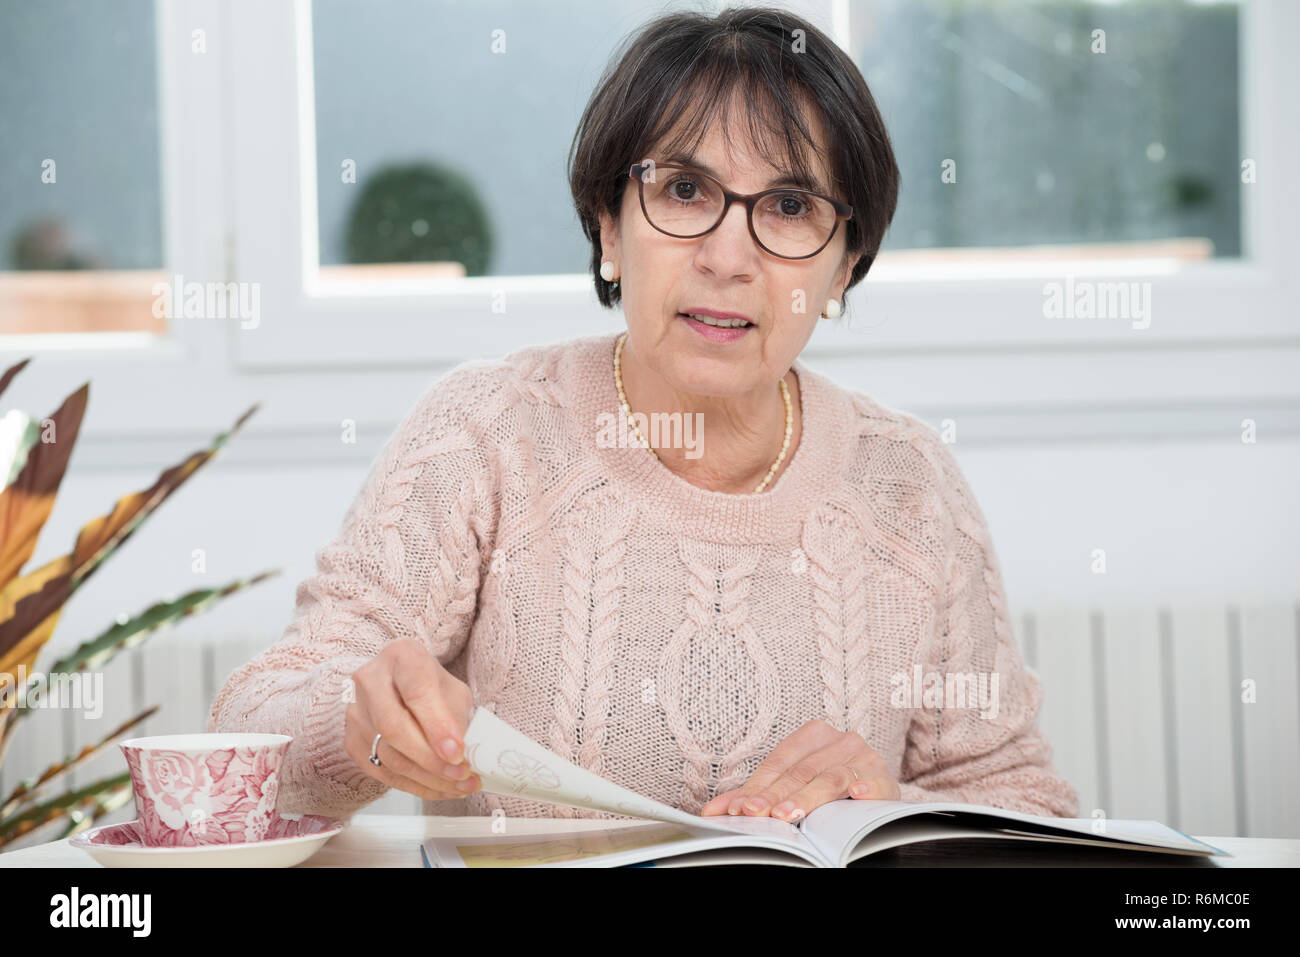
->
<box><xmin>3</xmin><ymin>601</ymin><xmax>1296</xmax><ymax>843</ymax></box>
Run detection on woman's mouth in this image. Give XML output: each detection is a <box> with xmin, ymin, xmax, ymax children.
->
<box><xmin>677</xmin><ymin>312</ymin><xmax>754</xmax><ymax>342</ymax></box>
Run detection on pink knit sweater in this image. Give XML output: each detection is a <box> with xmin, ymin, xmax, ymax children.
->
<box><xmin>208</xmin><ymin>331</ymin><xmax>1079</xmax><ymax>823</ymax></box>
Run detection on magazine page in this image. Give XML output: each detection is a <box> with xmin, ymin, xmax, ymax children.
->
<box><xmin>798</xmin><ymin>798</ymin><xmax>936</xmax><ymax>866</ymax></box>
<box><xmin>798</xmin><ymin>799</ymin><xmax>1229</xmax><ymax>867</ymax></box>
<box><xmin>435</xmin><ymin>707</ymin><xmax>830</xmax><ymax>866</ymax></box>
<box><xmin>423</xmin><ymin>819</ymin><xmax>826</xmax><ymax>868</ymax></box>
<box><xmin>461</xmin><ymin>707</ymin><xmax>766</xmax><ymax>836</ymax></box>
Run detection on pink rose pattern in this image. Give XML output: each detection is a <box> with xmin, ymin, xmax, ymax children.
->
<box><xmin>78</xmin><ymin>813</ymin><xmax>340</xmax><ymax>847</ymax></box>
<box><xmin>121</xmin><ymin>743</ymin><xmax>289</xmax><ymax>847</ymax></box>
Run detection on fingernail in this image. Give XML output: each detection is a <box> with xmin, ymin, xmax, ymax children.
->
<box><xmin>727</xmin><ymin>798</ymin><xmax>745</xmax><ymax>815</ymax></box>
<box><xmin>851</xmin><ymin>783</ymin><xmax>869</xmax><ymax>798</ymax></box>
<box><xmin>444</xmin><ymin>763</ymin><xmax>468</xmax><ymax>781</ymax></box>
<box><xmin>440</xmin><ymin>737</ymin><xmax>460</xmax><ymax>762</ymax></box>
<box><xmin>456</xmin><ymin>776</ymin><xmax>478</xmax><ymax>792</ymax></box>
<box><xmin>743</xmin><ymin>797</ymin><xmax>768</xmax><ymax>814</ymax></box>
<box><xmin>787</xmin><ymin>808</ymin><xmax>805</xmax><ymax>822</ymax></box>
<box><xmin>772</xmin><ymin>801</ymin><xmax>794</xmax><ymax>816</ymax></box>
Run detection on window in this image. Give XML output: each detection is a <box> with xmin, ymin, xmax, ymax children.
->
<box><xmin>222</xmin><ymin>0</ymin><xmax>1293</xmax><ymax>370</ymax></box>
<box><xmin>850</xmin><ymin>0</ymin><xmax>1241</xmax><ymax>261</ymax></box>
<box><xmin>311</xmin><ymin>0</ymin><xmax>677</xmax><ymax>281</ymax></box>
<box><xmin>0</xmin><ymin>0</ymin><xmax>166</xmax><ymax>336</ymax></box>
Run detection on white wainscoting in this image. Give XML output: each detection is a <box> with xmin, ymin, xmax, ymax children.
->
<box><xmin>2</xmin><ymin>601</ymin><xmax>1296</xmax><ymax>852</ymax></box>
<box><xmin>1021</xmin><ymin>602</ymin><xmax>1299</xmax><ymax>839</ymax></box>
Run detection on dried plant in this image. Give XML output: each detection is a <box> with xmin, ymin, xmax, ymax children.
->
<box><xmin>0</xmin><ymin>357</ymin><xmax>279</xmax><ymax>849</ymax></box>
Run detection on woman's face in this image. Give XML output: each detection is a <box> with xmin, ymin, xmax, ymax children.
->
<box><xmin>599</xmin><ymin>116</ymin><xmax>855</xmax><ymax>401</ymax></box>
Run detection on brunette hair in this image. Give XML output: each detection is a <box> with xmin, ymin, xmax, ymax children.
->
<box><xmin>567</xmin><ymin>5</ymin><xmax>900</xmax><ymax>309</ymax></box>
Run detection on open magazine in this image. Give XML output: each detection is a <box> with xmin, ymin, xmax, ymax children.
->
<box><xmin>420</xmin><ymin>708</ymin><xmax>1230</xmax><ymax>868</ymax></box>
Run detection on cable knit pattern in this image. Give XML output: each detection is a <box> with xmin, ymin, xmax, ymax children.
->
<box><xmin>546</xmin><ymin>491</ymin><xmax>630</xmax><ymax>818</ymax></box>
<box><xmin>208</xmin><ymin>331</ymin><xmax>1079</xmax><ymax>824</ymax></box>
<box><xmin>659</xmin><ymin>540</ymin><xmax>779</xmax><ymax>808</ymax></box>
<box><xmin>803</xmin><ymin>504</ymin><xmax>872</xmax><ymax>736</ymax></box>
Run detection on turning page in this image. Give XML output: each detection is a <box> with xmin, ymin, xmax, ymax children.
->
<box><xmin>461</xmin><ymin>706</ymin><xmax>740</xmax><ymax>834</ymax></box>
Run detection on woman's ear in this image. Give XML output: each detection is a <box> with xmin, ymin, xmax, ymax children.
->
<box><xmin>597</xmin><ymin>205</ymin><xmax>620</xmax><ymax>264</ymax></box>
<box><xmin>838</xmin><ymin>249</ymin><xmax>876</xmax><ymax>298</ymax></box>
<box><xmin>833</xmin><ymin>252</ymin><xmax>857</xmax><ymax>301</ymax></box>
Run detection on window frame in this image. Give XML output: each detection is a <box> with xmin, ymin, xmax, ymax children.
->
<box><xmin>8</xmin><ymin>0</ymin><xmax>1296</xmax><ymax>373</ymax></box>
<box><xmin>227</xmin><ymin>0</ymin><xmax>1295</xmax><ymax>371</ymax></box>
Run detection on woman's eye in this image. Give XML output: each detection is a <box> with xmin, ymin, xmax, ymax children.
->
<box><xmin>776</xmin><ymin>195</ymin><xmax>807</xmax><ymax>217</ymax></box>
<box><xmin>671</xmin><ymin>180</ymin><xmax>697</xmax><ymax>200</ymax></box>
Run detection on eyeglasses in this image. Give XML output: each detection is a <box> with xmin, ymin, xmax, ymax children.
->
<box><xmin>627</xmin><ymin>161</ymin><xmax>852</xmax><ymax>260</ymax></box>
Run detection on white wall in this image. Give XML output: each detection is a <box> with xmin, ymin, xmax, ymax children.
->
<box><xmin>26</xmin><ymin>340</ymin><xmax>1300</xmax><ymax>656</ymax></box>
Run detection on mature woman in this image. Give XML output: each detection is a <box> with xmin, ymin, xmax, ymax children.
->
<box><xmin>211</xmin><ymin>6</ymin><xmax>1078</xmax><ymax>825</ymax></box>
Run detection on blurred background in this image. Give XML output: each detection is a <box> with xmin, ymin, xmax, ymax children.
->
<box><xmin>0</xmin><ymin>0</ymin><xmax>1295</xmax><ymax>844</ymax></box>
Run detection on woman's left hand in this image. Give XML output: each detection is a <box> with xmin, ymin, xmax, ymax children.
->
<box><xmin>699</xmin><ymin>719</ymin><xmax>900</xmax><ymax>822</ymax></box>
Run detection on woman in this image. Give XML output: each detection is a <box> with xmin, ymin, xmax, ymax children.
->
<box><xmin>210</xmin><ymin>6</ymin><xmax>1078</xmax><ymax>825</ymax></box>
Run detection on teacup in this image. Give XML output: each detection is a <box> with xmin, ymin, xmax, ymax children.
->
<box><xmin>119</xmin><ymin>732</ymin><xmax>292</xmax><ymax>847</ymax></box>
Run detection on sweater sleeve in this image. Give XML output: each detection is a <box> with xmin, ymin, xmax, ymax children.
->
<box><xmin>895</xmin><ymin>434</ymin><xmax>1080</xmax><ymax>819</ymax></box>
<box><xmin>207</xmin><ymin>369</ymin><xmax>495</xmax><ymax>822</ymax></box>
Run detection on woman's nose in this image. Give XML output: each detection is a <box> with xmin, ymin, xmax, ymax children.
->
<box><xmin>694</xmin><ymin>200</ymin><xmax>760</xmax><ymax>273</ymax></box>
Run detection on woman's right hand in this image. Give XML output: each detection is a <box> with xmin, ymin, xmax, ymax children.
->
<box><xmin>344</xmin><ymin>638</ymin><xmax>481</xmax><ymax>799</ymax></box>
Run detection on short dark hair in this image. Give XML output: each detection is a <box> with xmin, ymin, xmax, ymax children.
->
<box><xmin>567</xmin><ymin>5</ymin><xmax>900</xmax><ymax>310</ymax></box>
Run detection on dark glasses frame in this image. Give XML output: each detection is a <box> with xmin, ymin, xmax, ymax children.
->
<box><xmin>627</xmin><ymin>161</ymin><xmax>853</xmax><ymax>260</ymax></box>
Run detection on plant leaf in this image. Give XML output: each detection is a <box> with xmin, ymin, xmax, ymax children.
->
<box><xmin>0</xmin><ymin>704</ymin><xmax>158</xmax><ymax>820</ymax></box>
<box><xmin>65</xmin><ymin>401</ymin><xmax>261</xmax><ymax>594</ymax></box>
<box><xmin>54</xmin><ymin>781</ymin><xmax>134</xmax><ymax>841</ymax></box>
<box><xmin>0</xmin><ymin>604</ymin><xmax>61</xmax><ymax>741</ymax></box>
<box><xmin>0</xmin><ymin>769</ymin><xmax>132</xmax><ymax>846</ymax></box>
<box><xmin>0</xmin><ymin>568</ymin><xmax>279</xmax><ymax>747</ymax></box>
<box><xmin>0</xmin><ymin>401</ymin><xmax>260</xmax><ymax>672</ymax></box>
<box><xmin>0</xmin><ymin>411</ymin><xmax>40</xmax><ymax>491</ymax></box>
<box><xmin>0</xmin><ymin>383</ymin><xmax>87</xmax><ymax>592</ymax></box>
<box><xmin>0</xmin><ymin>357</ymin><xmax>31</xmax><ymax>404</ymax></box>
<box><xmin>0</xmin><ymin>551</ymin><xmax>68</xmax><ymax>647</ymax></box>
<box><xmin>50</xmin><ymin>569</ymin><xmax>281</xmax><ymax>678</ymax></box>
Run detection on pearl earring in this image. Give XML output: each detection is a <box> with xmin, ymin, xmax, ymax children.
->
<box><xmin>823</xmin><ymin>298</ymin><xmax>841</xmax><ymax>319</ymax></box>
<box><xmin>600</xmin><ymin>260</ymin><xmax>618</xmax><ymax>282</ymax></box>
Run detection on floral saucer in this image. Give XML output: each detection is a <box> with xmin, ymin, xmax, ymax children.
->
<box><xmin>69</xmin><ymin>813</ymin><xmax>345</xmax><ymax>868</ymax></box>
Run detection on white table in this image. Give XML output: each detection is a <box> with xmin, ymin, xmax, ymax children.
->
<box><xmin>1</xmin><ymin>815</ymin><xmax>1296</xmax><ymax>867</ymax></box>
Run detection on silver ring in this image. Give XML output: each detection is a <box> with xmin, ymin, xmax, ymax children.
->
<box><xmin>369</xmin><ymin>732</ymin><xmax>383</xmax><ymax>767</ymax></box>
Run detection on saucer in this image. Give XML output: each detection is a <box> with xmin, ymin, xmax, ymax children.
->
<box><xmin>69</xmin><ymin>813</ymin><xmax>345</xmax><ymax>868</ymax></box>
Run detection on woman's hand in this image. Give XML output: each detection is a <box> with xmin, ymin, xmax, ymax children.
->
<box><xmin>699</xmin><ymin>719</ymin><xmax>899</xmax><ymax>822</ymax></box>
<box><xmin>345</xmin><ymin>638</ymin><xmax>482</xmax><ymax>799</ymax></box>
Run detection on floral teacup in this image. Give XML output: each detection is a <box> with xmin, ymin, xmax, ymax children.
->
<box><xmin>119</xmin><ymin>732</ymin><xmax>292</xmax><ymax>847</ymax></box>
